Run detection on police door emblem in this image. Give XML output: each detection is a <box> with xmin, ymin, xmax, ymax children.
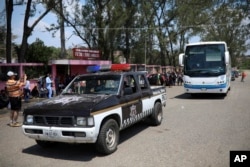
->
<box><xmin>130</xmin><ymin>105</ymin><xmax>137</xmax><ymax>117</ymax></box>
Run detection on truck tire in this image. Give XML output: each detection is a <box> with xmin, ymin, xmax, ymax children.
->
<box><xmin>95</xmin><ymin>119</ymin><xmax>119</xmax><ymax>155</ymax></box>
<box><xmin>150</xmin><ymin>102</ymin><xmax>163</xmax><ymax>126</ymax></box>
<box><xmin>36</xmin><ymin>140</ymin><xmax>55</xmax><ymax>148</ymax></box>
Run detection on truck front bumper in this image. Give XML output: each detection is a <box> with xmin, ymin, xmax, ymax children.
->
<box><xmin>22</xmin><ymin>125</ymin><xmax>97</xmax><ymax>143</ymax></box>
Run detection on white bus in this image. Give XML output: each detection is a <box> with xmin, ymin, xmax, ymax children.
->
<box><xmin>179</xmin><ymin>41</ymin><xmax>231</xmax><ymax>96</ymax></box>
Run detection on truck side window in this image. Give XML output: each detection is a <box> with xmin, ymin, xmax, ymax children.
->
<box><xmin>137</xmin><ymin>74</ymin><xmax>148</xmax><ymax>90</ymax></box>
<box><xmin>123</xmin><ymin>75</ymin><xmax>137</xmax><ymax>94</ymax></box>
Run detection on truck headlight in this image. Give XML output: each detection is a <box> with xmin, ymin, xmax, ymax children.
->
<box><xmin>77</xmin><ymin>117</ymin><xmax>87</xmax><ymax>126</ymax></box>
<box><xmin>76</xmin><ymin>117</ymin><xmax>94</xmax><ymax>126</ymax></box>
<box><xmin>26</xmin><ymin>115</ymin><xmax>34</xmax><ymax>124</ymax></box>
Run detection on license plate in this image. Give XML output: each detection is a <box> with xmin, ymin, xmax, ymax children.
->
<box><xmin>201</xmin><ymin>88</ymin><xmax>207</xmax><ymax>91</ymax></box>
<box><xmin>44</xmin><ymin>130</ymin><xmax>59</xmax><ymax>138</ymax></box>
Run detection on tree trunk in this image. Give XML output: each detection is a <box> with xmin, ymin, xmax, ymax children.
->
<box><xmin>5</xmin><ymin>0</ymin><xmax>13</xmax><ymax>63</ymax></box>
<box><xmin>59</xmin><ymin>0</ymin><xmax>66</xmax><ymax>58</ymax></box>
<box><xmin>19</xmin><ymin>0</ymin><xmax>32</xmax><ymax>63</ymax></box>
<box><xmin>19</xmin><ymin>0</ymin><xmax>51</xmax><ymax>62</ymax></box>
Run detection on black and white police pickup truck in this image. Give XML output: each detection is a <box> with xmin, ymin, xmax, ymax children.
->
<box><xmin>22</xmin><ymin>64</ymin><xmax>167</xmax><ymax>155</ymax></box>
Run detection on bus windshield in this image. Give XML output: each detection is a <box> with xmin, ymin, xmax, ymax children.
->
<box><xmin>184</xmin><ymin>44</ymin><xmax>226</xmax><ymax>77</ymax></box>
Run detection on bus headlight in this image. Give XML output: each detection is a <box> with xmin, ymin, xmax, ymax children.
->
<box><xmin>217</xmin><ymin>80</ymin><xmax>225</xmax><ymax>84</ymax></box>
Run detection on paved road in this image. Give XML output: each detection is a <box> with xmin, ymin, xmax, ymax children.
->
<box><xmin>0</xmin><ymin>73</ymin><xmax>250</xmax><ymax>167</ymax></box>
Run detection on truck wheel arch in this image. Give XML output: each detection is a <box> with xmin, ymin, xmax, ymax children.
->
<box><xmin>100</xmin><ymin>114</ymin><xmax>121</xmax><ymax>128</ymax></box>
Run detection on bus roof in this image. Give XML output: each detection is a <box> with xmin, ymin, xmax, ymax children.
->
<box><xmin>185</xmin><ymin>41</ymin><xmax>228</xmax><ymax>51</ymax></box>
<box><xmin>185</xmin><ymin>41</ymin><xmax>227</xmax><ymax>46</ymax></box>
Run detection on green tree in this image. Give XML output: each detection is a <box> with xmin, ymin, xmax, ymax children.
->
<box><xmin>5</xmin><ymin>0</ymin><xmax>249</xmax><ymax>69</ymax></box>
<box><xmin>26</xmin><ymin>38</ymin><xmax>60</xmax><ymax>63</ymax></box>
<box><xmin>168</xmin><ymin>0</ymin><xmax>250</xmax><ymax>68</ymax></box>
<box><xmin>23</xmin><ymin>39</ymin><xmax>60</xmax><ymax>77</ymax></box>
<box><xmin>18</xmin><ymin>0</ymin><xmax>58</xmax><ymax>63</ymax></box>
<box><xmin>200</xmin><ymin>1</ymin><xmax>250</xmax><ymax>67</ymax></box>
<box><xmin>44</xmin><ymin>0</ymin><xmax>76</xmax><ymax>58</ymax></box>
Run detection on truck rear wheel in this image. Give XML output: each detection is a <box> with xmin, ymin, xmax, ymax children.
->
<box><xmin>150</xmin><ymin>102</ymin><xmax>163</xmax><ymax>126</ymax></box>
<box><xmin>95</xmin><ymin>119</ymin><xmax>119</xmax><ymax>155</ymax></box>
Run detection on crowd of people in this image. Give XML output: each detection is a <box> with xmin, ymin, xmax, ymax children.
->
<box><xmin>147</xmin><ymin>71</ymin><xmax>183</xmax><ymax>87</ymax></box>
<box><xmin>0</xmin><ymin>71</ymin><xmax>78</xmax><ymax>127</ymax></box>
<box><xmin>1</xmin><ymin>70</ymin><xmax>182</xmax><ymax>113</ymax></box>
<box><xmin>0</xmin><ymin>73</ymin><xmax>57</xmax><ymax>106</ymax></box>
<box><xmin>33</xmin><ymin>73</ymin><xmax>76</xmax><ymax>98</ymax></box>
<box><xmin>1</xmin><ymin>70</ymin><xmax>181</xmax><ymax>112</ymax></box>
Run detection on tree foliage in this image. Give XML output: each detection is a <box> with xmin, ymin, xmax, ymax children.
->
<box><xmin>26</xmin><ymin>38</ymin><xmax>60</xmax><ymax>63</ymax></box>
<box><xmin>3</xmin><ymin>0</ymin><xmax>250</xmax><ymax>68</ymax></box>
<box><xmin>200</xmin><ymin>1</ymin><xmax>250</xmax><ymax>67</ymax></box>
<box><xmin>23</xmin><ymin>38</ymin><xmax>60</xmax><ymax>78</ymax></box>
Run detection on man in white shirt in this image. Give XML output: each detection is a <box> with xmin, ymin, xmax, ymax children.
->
<box><xmin>46</xmin><ymin>73</ymin><xmax>53</xmax><ymax>98</ymax></box>
<box><xmin>24</xmin><ymin>79</ymin><xmax>30</xmax><ymax>102</ymax></box>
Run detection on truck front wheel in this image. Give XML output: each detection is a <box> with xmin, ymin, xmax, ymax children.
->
<box><xmin>150</xmin><ymin>102</ymin><xmax>163</xmax><ymax>126</ymax></box>
<box><xmin>95</xmin><ymin>119</ymin><xmax>119</xmax><ymax>155</ymax></box>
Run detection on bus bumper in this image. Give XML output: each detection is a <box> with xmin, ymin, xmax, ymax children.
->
<box><xmin>184</xmin><ymin>83</ymin><xmax>229</xmax><ymax>94</ymax></box>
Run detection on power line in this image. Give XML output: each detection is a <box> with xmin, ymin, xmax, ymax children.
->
<box><xmin>70</xmin><ymin>23</ymin><xmax>247</xmax><ymax>30</ymax></box>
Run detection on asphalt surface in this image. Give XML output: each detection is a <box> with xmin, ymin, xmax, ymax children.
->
<box><xmin>0</xmin><ymin>71</ymin><xmax>249</xmax><ymax>167</ymax></box>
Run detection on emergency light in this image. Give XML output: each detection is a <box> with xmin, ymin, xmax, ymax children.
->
<box><xmin>87</xmin><ymin>64</ymin><xmax>131</xmax><ymax>73</ymax></box>
<box><xmin>111</xmin><ymin>64</ymin><xmax>130</xmax><ymax>71</ymax></box>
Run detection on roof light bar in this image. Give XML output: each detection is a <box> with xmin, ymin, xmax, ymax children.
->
<box><xmin>111</xmin><ymin>64</ymin><xmax>131</xmax><ymax>71</ymax></box>
<box><xmin>87</xmin><ymin>65</ymin><xmax>100</xmax><ymax>73</ymax></box>
<box><xmin>87</xmin><ymin>64</ymin><xmax>131</xmax><ymax>73</ymax></box>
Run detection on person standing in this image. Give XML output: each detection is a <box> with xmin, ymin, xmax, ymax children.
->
<box><xmin>177</xmin><ymin>72</ymin><xmax>183</xmax><ymax>86</ymax></box>
<box><xmin>6</xmin><ymin>71</ymin><xmax>27</xmax><ymax>127</ymax></box>
<box><xmin>23</xmin><ymin>78</ymin><xmax>30</xmax><ymax>102</ymax></box>
<box><xmin>241</xmin><ymin>71</ymin><xmax>247</xmax><ymax>82</ymax></box>
<box><xmin>46</xmin><ymin>73</ymin><xmax>53</xmax><ymax>98</ymax></box>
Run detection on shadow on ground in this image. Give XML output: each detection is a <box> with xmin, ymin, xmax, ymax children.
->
<box><xmin>22</xmin><ymin>122</ymin><xmax>150</xmax><ymax>161</ymax></box>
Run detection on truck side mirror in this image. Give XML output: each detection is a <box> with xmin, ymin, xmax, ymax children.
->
<box><xmin>179</xmin><ymin>53</ymin><xmax>184</xmax><ymax>66</ymax></box>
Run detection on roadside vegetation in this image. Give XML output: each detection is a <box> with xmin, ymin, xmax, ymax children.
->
<box><xmin>0</xmin><ymin>0</ymin><xmax>249</xmax><ymax>70</ymax></box>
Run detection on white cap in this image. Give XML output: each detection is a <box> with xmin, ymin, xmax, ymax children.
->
<box><xmin>7</xmin><ymin>71</ymin><xmax>17</xmax><ymax>77</ymax></box>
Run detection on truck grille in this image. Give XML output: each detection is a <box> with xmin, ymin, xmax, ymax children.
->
<box><xmin>33</xmin><ymin>116</ymin><xmax>74</xmax><ymax>126</ymax></box>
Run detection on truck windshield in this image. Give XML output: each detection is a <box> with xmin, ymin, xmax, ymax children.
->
<box><xmin>184</xmin><ymin>44</ymin><xmax>226</xmax><ymax>77</ymax></box>
<box><xmin>61</xmin><ymin>75</ymin><xmax>121</xmax><ymax>95</ymax></box>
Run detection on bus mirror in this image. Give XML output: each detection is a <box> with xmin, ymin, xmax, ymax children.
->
<box><xmin>179</xmin><ymin>53</ymin><xmax>184</xmax><ymax>66</ymax></box>
<box><xmin>225</xmin><ymin>51</ymin><xmax>230</xmax><ymax>64</ymax></box>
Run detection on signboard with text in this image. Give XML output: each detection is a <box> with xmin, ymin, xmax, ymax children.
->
<box><xmin>72</xmin><ymin>48</ymin><xmax>100</xmax><ymax>60</ymax></box>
